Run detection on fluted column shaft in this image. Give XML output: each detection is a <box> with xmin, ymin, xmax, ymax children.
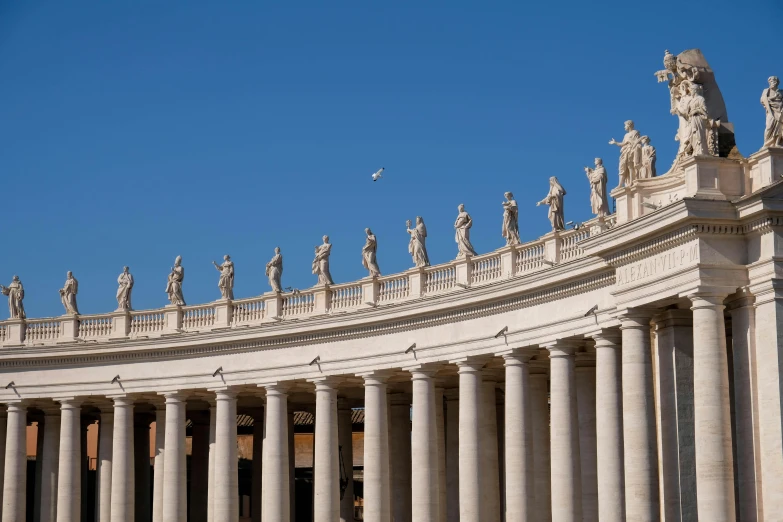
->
<box><xmin>214</xmin><ymin>389</ymin><xmax>239</xmax><ymax>522</ymax></box>
<box><xmin>262</xmin><ymin>384</ymin><xmax>290</xmax><ymax>522</ymax></box>
<box><xmin>40</xmin><ymin>410</ymin><xmax>61</xmax><ymax>522</ymax></box>
<box><xmin>110</xmin><ymin>397</ymin><xmax>135</xmax><ymax>522</ymax></box>
<box><xmin>410</xmin><ymin>369</ymin><xmax>440</xmax><ymax>522</ymax></box>
<box><xmin>503</xmin><ymin>354</ymin><xmax>534</xmax><ymax>522</ymax></box>
<box><xmin>593</xmin><ymin>332</ymin><xmax>625</xmax><ymax>522</ymax></box>
<box><xmin>55</xmin><ymin>399</ymin><xmax>82</xmax><ymax>522</ymax></box>
<box><xmin>456</xmin><ymin>361</ymin><xmax>483</xmax><ymax>522</ymax></box>
<box><xmin>162</xmin><ymin>393</ymin><xmax>187</xmax><ymax>522</ymax></box>
<box><xmin>151</xmin><ymin>408</ymin><xmax>165</xmax><ymax>522</ymax></box>
<box><xmin>363</xmin><ymin>373</ymin><xmax>390</xmax><ymax>522</ymax></box>
<box><xmin>620</xmin><ymin>312</ymin><xmax>660</xmax><ymax>521</ymax></box>
<box><xmin>2</xmin><ymin>403</ymin><xmax>26</xmax><ymax>522</ymax></box>
<box><xmin>548</xmin><ymin>342</ymin><xmax>582</xmax><ymax>522</ymax></box>
<box><xmin>690</xmin><ymin>294</ymin><xmax>736</xmax><ymax>521</ymax></box>
<box><xmin>313</xmin><ymin>378</ymin><xmax>340</xmax><ymax>522</ymax></box>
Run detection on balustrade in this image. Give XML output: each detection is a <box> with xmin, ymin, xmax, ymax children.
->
<box><xmin>330</xmin><ymin>284</ymin><xmax>363</xmax><ymax>310</ymax></box>
<box><xmin>378</xmin><ymin>275</ymin><xmax>409</xmax><ymax>302</ymax></box>
<box><xmin>78</xmin><ymin>316</ymin><xmax>112</xmax><ymax>339</ymax></box>
<box><xmin>424</xmin><ymin>266</ymin><xmax>456</xmax><ymax>294</ymax></box>
<box><xmin>517</xmin><ymin>241</ymin><xmax>546</xmax><ymax>274</ymax></box>
<box><xmin>282</xmin><ymin>291</ymin><xmax>315</xmax><ymax>317</ymax></box>
<box><xmin>25</xmin><ymin>319</ymin><xmax>61</xmax><ymax>342</ymax></box>
<box><xmin>560</xmin><ymin>228</ymin><xmax>591</xmax><ymax>262</ymax></box>
<box><xmin>130</xmin><ymin>311</ymin><xmax>166</xmax><ymax>335</ymax></box>
<box><xmin>471</xmin><ymin>253</ymin><xmax>502</xmax><ymax>284</ymax></box>
<box><xmin>182</xmin><ymin>305</ymin><xmax>217</xmax><ymax>330</ymax></box>
<box><xmin>232</xmin><ymin>297</ymin><xmax>265</xmax><ymax>325</ymax></box>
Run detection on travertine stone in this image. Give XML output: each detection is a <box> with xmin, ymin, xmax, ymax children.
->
<box><xmin>410</xmin><ymin>370</ymin><xmax>440</xmax><ymax>522</ymax></box>
<box><xmin>116</xmin><ymin>267</ymin><xmax>134</xmax><ymax>311</ymax></box>
<box><xmin>152</xmin><ymin>408</ymin><xmax>165</xmax><ymax>522</ymax></box>
<box><xmin>59</xmin><ymin>272</ymin><xmax>79</xmax><ymax>315</ymax></box>
<box><xmin>110</xmin><ymin>397</ymin><xmax>135</xmax><ymax>522</ymax></box>
<box><xmin>609</xmin><ymin>121</ymin><xmax>643</xmax><ymax>187</ymax></box>
<box><xmin>480</xmin><ymin>372</ymin><xmax>501</xmax><ymax>522</ymax></box>
<box><xmin>56</xmin><ymin>399</ymin><xmax>82</xmax><ymax>522</ymax></box>
<box><xmin>207</xmin><ymin>404</ymin><xmax>216</xmax><ymax>522</ymax></box>
<box><xmin>530</xmin><ymin>372</ymin><xmax>552</xmax><ymax>522</ymax></box>
<box><xmin>262</xmin><ymin>384</ymin><xmax>290</xmax><ymax>522</ymax></box>
<box><xmin>362</xmin><ymin>228</ymin><xmax>381</xmax><ymax>278</ymax></box>
<box><xmin>212</xmin><ymin>255</ymin><xmax>235</xmax><ymax>300</ymax></box>
<box><xmin>456</xmin><ymin>361</ymin><xmax>483</xmax><ymax>522</ymax></box>
<box><xmin>444</xmin><ymin>390</ymin><xmax>459</xmax><ymax>522</ymax></box>
<box><xmin>762</xmin><ymin>76</ymin><xmax>783</xmax><ymax>147</ymax></box>
<box><xmin>165</xmin><ymin>256</ymin><xmax>186</xmax><ymax>306</ymax></box>
<box><xmin>576</xmin><ymin>364</ymin><xmax>597</xmax><ymax>522</ymax></box>
<box><xmin>406</xmin><ymin>217</ymin><xmax>430</xmax><ymax>268</ymax></box>
<box><xmin>502</xmin><ymin>192</ymin><xmax>521</xmax><ymax>246</ymax></box>
<box><xmin>454</xmin><ymin>205</ymin><xmax>477</xmax><ymax>258</ymax></box>
<box><xmin>389</xmin><ymin>394</ymin><xmax>411</xmax><ymax>522</ymax></box>
<box><xmin>585</xmin><ymin>159</ymin><xmax>609</xmax><ymax>218</ymax></box>
<box><xmin>312</xmin><ymin>236</ymin><xmax>334</xmax><ymax>286</ymax></box>
<box><xmin>537</xmin><ymin>177</ymin><xmax>566</xmax><ymax>231</ymax></box>
<box><xmin>213</xmin><ymin>389</ymin><xmax>239</xmax><ymax>522</ymax></box>
<box><xmin>266</xmin><ymin>248</ymin><xmax>283</xmax><ymax>293</ymax></box>
<box><xmin>0</xmin><ymin>276</ymin><xmax>25</xmax><ymax>319</ymax></box>
<box><xmin>2</xmin><ymin>403</ymin><xmax>26</xmax><ymax>522</ymax></box>
<box><xmin>312</xmin><ymin>378</ymin><xmax>340</xmax><ymax>522</ymax></box>
<box><xmin>162</xmin><ymin>392</ymin><xmax>187</xmax><ymax>522</ymax></box>
<box><xmin>40</xmin><ymin>409</ymin><xmax>62</xmax><ymax>522</ymax></box>
<box><xmin>337</xmin><ymin>402</ymin><xmax>354</xmax><ymax>522</ymax></box>
<box><xmin>435</xmin><ymin>387</ymin><xmax>446</xmax><ymax>522</ymax></box>
<box><xmin>363</xmin><ymin>373</ymin><xmax>391</xmax><ymax>522</ymax></box>
<box><xmin>503</xmin><ymin>354</ymin><xmax>534</xmax><ymax>522</ymax></box>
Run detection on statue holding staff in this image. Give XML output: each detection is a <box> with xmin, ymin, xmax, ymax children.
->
<box><xmin>212</xmin><ymin>255</ymin><xmax>234</xmax><ymax>300</ymax></box>
<box><xmin>116</xmin><ymin>266</ymin><xmax>134</xmax><ymax>311</ymax></box>
<box><xmin>266</xmin><ymin>247</ymin><xmax>283</xmax><ymax>293</ymax></box>
<box><xmin>0</xmin><ymin>275</ymin><xmax>25</xmax><ymax>319</ymax></box>
<box><xmin>59</xmin><ymin>271</ymin><xmax>79</xmax><ymax>315</ymax></box>
<box><xmin>406</xmin><ymin>217</ymin><xmax>430</xmax><ymax>268</ymax></box>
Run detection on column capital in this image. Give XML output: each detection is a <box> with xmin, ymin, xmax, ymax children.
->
<box><xmin>502</xmin><ymin>352</ymin><xmax>533</xmax><ymax>366</ymax></box>
<box><xmin>259</xmin><ymin>381</ymin><xmax>290</xmax><ymax>396</ymax></box>
<box><xmin>406</xmin><ymin>364</ymin><xmax>440</xmax><ymax>379</ymax></box>
<box><xmin>56</xmin><ymin>397</ymin><xmax>83</xmax><ymax>408</ymax></box>
<box><xmin>545</xmin><ymin>339</ymin><xmax>581</xmax><ymax>357</ymax></box>
<box><xmin>725</xmin><ymin>288</ymin><xmax>755</xmax><ymax>311</ymax></box>
<box><xmin>209</xmin><ymin>387</ymin><xmax>240</xmax><ymax>399</ymax></box>
<box><xmin>453</xmin><ymin>359</ymin><xmax>486</xmax><ymax>373</ymax></box>
<box><xmin>618</xmin><ymin>308</ymin><xmax>657</xmax><ymax>329</ymax></box>
<box><xmin>688</xmin><ymin>292</ymin><xmax>729</xmax><ymax>309</ymax></box>
<box><xmin>586</xmin><ymin>328</ymin><xmax>622</xmax><ymax>346</ymax></box>
<box><xmin>109</xmin><ymin>395</ymin><xmax>135</xmax><ymax>407</ymax></box>
<box><xmin>358</xmin><ymin>369</ymin><xmax>393</xmax><ymax>385</ymax></box>
<box><xmin>309</xmin><ymin>376</ymin><xmax>343</xmax><ymax>391</ymax></box>
<box><xmin>159</xmin><ymin>390</ymin><xmax>188</xmax><ymax>403</ymax></box>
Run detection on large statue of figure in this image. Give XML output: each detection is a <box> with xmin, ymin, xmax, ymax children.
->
<box><xmin>312</xmin><ymin>236</ymin><xmax>334</xmax><ymax>285</ymax></box>
<box><xmin>640</xmin><ymin>136</ymin><xmax>657</xmax><ymax>179</ymax></box>
<box><xmin>501</xmin><ymin>192</ymin><xmax>521</xmax><ymax>246</ymax></box>
<box><xmin>406</xmin><ymin>217</ymin><xmax>430</xmax><ymax>268</ymax></box>
<box><xmin>166</xmin><ymin>256</ymin><xmax>186</xmax><ymax>306</ymax></box>
<box><xmin>673</xmin><ymin>81</ymin><xmax>712</xmax><ymax>157</ymax></box>
<box><xmin>762</xmin><ymin>76</ymin><xmax>783</xmax><ymax>147</ymax></box>
<box><xmin>212</xmin><ymin>255</ymin><xmax>234</xmax><ymax>300</ymax></box>
<box><xmin>0</xmin><ymin>275</ymin><xmax>25</xmax><ymax>319</ymax></box>
<box><xmin>585</xmin><ymin>158</ymin><xmax>609</xmax><ymax>217</ymax></box>
<box><xmin>59</xmin><ymin>271</ymin><xmax>79</xmax><ymax>315</ymax></box>
<box><xmin>266</xmin><ymin>247</ymin><xmax>283</xmax><ymax>293</ymax></box>
<box><xmin>116</xmin><ymin>266</ymin><xmax>134</xmax><ymax>311</ymax></box>
<box><xmin>537</xmin><ymin>177</ymin><xmax>567</xmax><ymax>231</ymax></box>
<box><xmin>362</xmin><ymin>228</ymin><xmax>381</xmax><ymax>278</ymax></box>
<box><xmin>608</xmin><ymin>120</ymin><xmax>642</xmax><ymax>188</ymax></box>
<box><xmin>454</xmin><ymin>204</ymin><xmax>477</xmax><ymax>258</ymax></box>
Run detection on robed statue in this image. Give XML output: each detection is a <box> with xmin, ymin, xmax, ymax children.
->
<box><xmin>212</xmin><ymin>255</ymin><xmax>234</xmax><ymax>300</ymax></box>
<box><xmin>454</xmin><ymin>204</ymin><xmax>477</xmax><ymax>258</ymax></box>
<box><xmin>585</xmin><ymin>159</ymin><xmax>609</xmax><ymax>218</ymax></box>
<box><xmin>166</xmin><ymin>256</ymin><xmax>186</xmax><ymax>306</ymax></box>
<box><xmin>0</xmin><ymin>275</ymin><xmax>25</xmax><ymax>319</ymax></box>
<box><xmin>116</xmin><ymin>266</ymin><xmax>134</xmax><ymax>311</ymax></box>
<box><xmin>362</xmin><ymin>228</ymin><xmax>381</xmax><ymax>278</ymax></box>
<box><xmin>406</xmin><ymin>217</ymin><xmax>430</xmax><ymax>268</ymax></box>
<box><xmin>762</xmin><ymin>76</ymin><xmax>783</xmax><ymax>147</ymax></box>
<box><xmin>266</xmin><ymin>247</ymin><xmax>283</xmax><ymax>293</ymax></box>
<box><xmin>59</xmin><ymin>271</ymin><xmax>79</xmax><ymax>315</ymax></box>
<box><xmin>501</xmin><ymin>192</ymin><xmax>521</xmax><ymax>246</ymax></box>
<box><xmin>312</xmin><ymin>236</ymin><xmax>334</xmax><ymax>286</ymax></box>
<box><xmin>609</xmin><ymin>120</ymin><xmax>642</xmax><ymax>188</ymax></box>
<box><xmin>537</xmin><ymin>177</ymin><xmax>567</xmax><ymax>231</ymax></box>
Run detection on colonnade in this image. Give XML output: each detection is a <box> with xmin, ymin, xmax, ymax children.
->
<box><xmin>0</xmin><ymin>292</ymin><xmax>767</xmax><ymax>522</ymax></box>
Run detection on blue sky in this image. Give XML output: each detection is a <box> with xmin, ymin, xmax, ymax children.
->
<box><xmin>1</xmin><ymin>1</ymin><xmax>781</xmax><ymax>318</ymax></box>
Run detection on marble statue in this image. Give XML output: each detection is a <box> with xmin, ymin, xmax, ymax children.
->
<box><xmin>116</xmin><ymin>266</ymin><xmax>134</xmax><ymax>311</ymax></box>
<box><xmin>501</xmin><ymin>192</ymin><xmax>521</xmax><ymax>246</ymax></box>
<box><xmin>59</xmin><ymin>271</ymin><xmax>79</xmax><ymax>315</ymax></box>
<box><xmin>406</xmin><ymin>217</ymin><xmax>430</xmax><ymax>268</ymax></box>
<box><xmin>609</xmin><ymin>120</ymin><xmax>642</xmax><ymax>188</ymax></box>
<box><xmin>673</xmin><ymin>81</ymin><xmax>714</xmax><ymax>158</ymax></box>
<box><xmin>585</xmin><ymin>158</ymin><xmax>609</xmax><ymax>218</ymax></box>
<box><xmin>212</xmin><ymin>255</ymin><xmax>234</xmax><ymax>300</ymax></box>
<box><xmin>166</xmin><ymin>256</ymin><xmax>186</xmax><ymax>306</ymax></box>
<box><xmin>762</xmin><ymin>76</ymin><xmax>783</xmax><ymax>147</ymax></box>
<box><xmin>454</xmin><ymin>204</ymin><xmax>477</xmax><ymax>258</ymax></box>
<box><xmin>0</xmin><ymin>276</ymin><xmax>25</xmax><ymax>319</ymax></box>
<box><xmin>312</xmin><ymin>236</ymin><xmax>334</xmax><ymax>286</ymax></box>
<box><xmin>362</xmin><ymin>228</ymin><xmax>381</xmax><ymax>278</ymax></box>
<box><xmin>640</xmin><ymin>136</ymin><xmax>657</xmax><ymax>179</ymax></box>
<box><xmin>266</xmin><ymin>247</ymin><xmax>283</xmax><ymax>293</ymax></box>
<box><xmin>537</xmin><ymin>177</ymin><xmax>567</xmax><ymax>231</ymax></box>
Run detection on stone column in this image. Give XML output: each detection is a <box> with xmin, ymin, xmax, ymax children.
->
<box><xmin>55</xmin><ymin>399</ymin><xmax>82</xmax><ymax>522</ymax></box>
<box><xmin>251</xmin><ymin>408</ymin><xmax>263</xmax><ymax>522</ymax></box>
<box><xmin>530</xmin><ymin>371</ymin><xmax>551</xmax><ymax>522</ymax></box>
<box><xmin>288</xmin><ymin>410</ymin><xmax>295</xmax><ymax>522</ymax></box>
<box><xmin>95</xmin><ymin>410</ymin><xmax>113</xmax><ymax>522</ymax></box>
<box><xmin>456</xmin><ymin>361</ymin><xmax>483</xmax><ymax>522</ymax></box>
<box><xmin>110</xmin><ymin>396</ymin><xmax>135</xmax><ymax>522</ymax></box>
<box><xmin>190</xmin><ymin>412</ymin><xmax>211</xmax><ymax>522</ymax></box>
<box><xmin>262</xmin><ymin>384</ymin><xmax>290</xmax><ymax>522</ymax></box>
<box><xmin>34</xmin><ymin>416</ymin><xmax>45</xmax><ymax>522</ymax></box>
<box><xmin>40</xmin><ymin>408</ymin><xmax>61</xmax><ymax>522</ymax></box>
<box><xmin>620</xmin><ymin>311</ymin><xmax>659</xmax><ymax>521</ymax></box>
<box><xmin>592</xmin><ymin>331</ymin><xmax>625</xmax><ymax>522</ymax></box>
<box><xmin>362</xmin><ymin>372</ymin><xmax>391</xmax><ymax>522</ymax></box>
<box><xmin>547</xmin><ymin>341</ymin><xmax>582</xmax><ymax>522</ymax></box>
<box><xmin>389</xmin><ymin>394</ymin><xmax>411</xmax><ymax>522</ymax></box>
<box><xmin>134</xmin><ymin>414</ymin><xmax>152</xmax><ymax>522</ymax></box>
<box><xmin>338</xmin><ymin>401</ymin><xmax>354</xmax><ymax>522</ymax></box>
<box><xmin>480</xmin><ymin>370</ymin><xmax>501</xmax><ymax>522</ymax></box>
<box><xmin>575</xmin><ymin>362</ymin><xmax>597</xmax><ymax>522</ymax></box>
<box><xmin>0</xmin><ymin>409</ymin><xmax>6</xmax><ymax>522</ymax></box>
<box><xmin>690</xmin><ymin>293</ymin><xmax>736</xmax><ymax>521</ymax></box>
<box><xmin>207</xmin><ymin>403</ymin><xmax>216</xmax><ymax>522</ymax></box>
<box><xmin>214</xmin><ymin>389</ymin><xmax>239</xmax><ymax>522</ymax></box>
<box><xmin>162</xmin><ymin>392</ymin><xmax>187</xmax><ymax>522</ymax></box>
<box><xmin>503</xmin><ymin>353</ymin><xmax>534</xmax><ymax>522</ymax></box>
<box><xmin>2</xmin><ymin>402</ymin><xmax>26</xmax><ymax>522</ymax></box>
<box><xmin>312</xmin><ymin>377</ymin><xmax>340</xmax><ymax>522</ymax></box>
<box><xmin>727</xmin><ymin>293</ymin><xmax>760</xmax><ymax>521</ymax></box>
<box><xmin>151</xmin><ymin>407</ymin><xmax>165</xmax><ymax>522</ymax></box>
<box><xmin>410</xmin><ymin>368</ymin><xmax>440</xmax><ymax>522</ymax></box>
<box><xmin>444</xmin><ymin>390</ymin><xmax>459</xmax><ymax>522</ymax></box>
<box><xmin>434</xmin><ymin>387</ymin><xmax>446</xmax><ymax>522</ymax></box>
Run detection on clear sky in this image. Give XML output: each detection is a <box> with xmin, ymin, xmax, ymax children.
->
<box><xmin>1</xmin><ymin>1</ymin><xmax>781</xmax><ymax>318</ymax></box>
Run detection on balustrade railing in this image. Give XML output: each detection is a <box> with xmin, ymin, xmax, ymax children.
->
<box><xmin>471</xmin><ymin>253</ymin><xmax>502</xmax><ymax>284</ymax></box>
<box><xmin>424</xmin><ymin>265</ymin><xmax>456</xmax><ymax>294</ymax></box>
<box><xmin>378</xmin><ymin>275</ymin><xmax>409</xmax><ymax>302</ymax></box>
<box><xmin>560</xmin><ymin>227</ymin><xmax>591</xmax><ymax>262</ymax></box>
<box><xmin>25</xmin><ymin>319</ymin><xmax>60</xmax><ymax>342</ymax></box>
<box><xmin>79</xmin><ymin>316</ymin><xmax>112</xmax><ymax>339</ymax></box>
<box><xmin>516</xmin><ymin>241</ymin><xmax>546</xmax><ymax>274</ymax></box>
<box><xmin>232</xmin><ymin>297</ymin><xmax>265</xmax><ymax>325</ymax></box>
<box><xmin>182</xmin><ymin>304</ymin><xmax>217</xmax><ymax>330</ymax></box>
<box><xmin>282</xmin><ymin>291</ymin><xmax>315</xmax><ymax>317</ymax></box>
<box><xmin>0</xmin><ymin>325</ymin><xmax>6</xmax><ymax>343</ymax></box>
<box><xmin>130</xmin><ymin>310</ymin><xmax>166</xmax><ymax>335</ymax></box>
<box><xmin>330</xmin><ymin>284</ymin><xmax>363</xmax><ymax>310</ymax></box>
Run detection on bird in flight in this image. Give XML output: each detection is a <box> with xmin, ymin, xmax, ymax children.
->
<box><xmin>371</xmin><ymin>168</ymin><xmax>385</xmax><ymax>182</ymax></box>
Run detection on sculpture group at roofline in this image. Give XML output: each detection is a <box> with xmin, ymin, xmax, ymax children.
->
<box><xmin>2</xmin><ymin>49</ymin><xmax>781</xmax><ymax>319</ymax></box>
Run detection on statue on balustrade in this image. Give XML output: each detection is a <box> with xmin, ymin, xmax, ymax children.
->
<box><xmin>501</xmin><ymin>191</ymin><xmax>521</xmax><ymax>246</ymax></box>
<box><xmin>672</xmin><ymin>81</ymin><xmax>714</xmax><ymax>158</ymax></box>
<box><xmin>59</xmin><ymin>271</ymin><xmax>79</xmax><ymax>315</ymax></box>
<box><xmin>266</xmin><ymin>247</ymin><xmax>283</xmax><ymax>293</ymax></box>
<box><xmin>312</xmin><ymin>236</ymin><xmax>334</xmax><ymax>286</ymax></box>
<box><xmin>454</xmin><ymin>204</ymin><xmax>477</xmax><ymax>258</ymax></box>
<box><xmin>537</xmin><ymin>176</ymin><xmax>567</xmax><ymax>231</ymax></box>
<box><xmin>762</xmin><ymin>76</ymin><xmax>783</xmax><ymax>147</ymax></box>
<box><xmin>362</xmin><ymin>228</ymin><xmax>381</xmax><ymax>278</ymax></box>
<box><xmin>166</xmin><ymin>256</ymin><xmax>186</xmax><ymax>306</ymax></box>
<box><xmin>609</xmin><ymin>120</ymin><xmax>642</xmax><ymax>188</ymax></box>
<box><xmin>116</xmin><ymin>266</ymin><xmax>134</xmax><ymax>311</ymax></box>
<box><xmin>585</xmin><ymin>158</ymin><xmax>609</xmax><ymax>218</ymax></box>
<box><xmin>0</xmin><ymin>275</ymin><xmax>25</xmax><ymax>319</ymax></box>
<box><xmin>406</xmin><ymin>217</ymin><xmax>430</xmax><ymax>268</ymax></box>
<box><xmin>640</xmin><ymin>136</ymin><xmax>657</xmax><ymax>179</ymax></box>
<box><xmin>212</xmin><ymin>255</ymin><xmax>234</xmax><ymax>300</ymax></box>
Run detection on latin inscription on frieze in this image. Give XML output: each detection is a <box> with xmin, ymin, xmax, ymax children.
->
<box><xmin>616</xmin><ymin>243</ymin><xmax>699</xmax><ymax>286</ymax></box>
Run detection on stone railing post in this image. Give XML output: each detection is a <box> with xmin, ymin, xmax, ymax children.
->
<box><xmin>110</xmin><ymin>311</ymin><xmax>131</xmax><ymax>339</ymax></box>
<box><xmin>747</xmin><ymin>146</ymin><xmax>783</xmax><ymax>193</ymax></box>
<box><xmin>455</xmin><ymin>256</ymin><xmax>473</xmax><ymax>287</ymax></box>
<box><xmin>214</xmin><ymin>299</ymin><xmax>233</xmax><ymax>328</ymax></box>
<box><xmin>543</xmin><ymin>231</ymin><xmax>562</xmax><ymax>265</ymax></box>
<box><xmin>60</xmin><ymin>315</ymin><xmax>79</xmax><ymax>341</ymax></box>
<box><xmin>263</xmin><ymin>292</ymin><xmax>283</xmax><ymax>321</ymax></box>
<box><xmin>163</xmin><ymin>305</ymin><xmax>183</xmax><ymax>333</ymax></box>
<box><xmin>499</xmin><ymin>245</ymin><xmax>517</xmax><ymax>278</ymax></box>
<box><xmin>4</xmin><ymin>319</ymin><xmax>25</xmax><ymax>345</ymax></box>
<box><xmin>362</xmin><ymin>279</ymin><xmax>379</xmax><ymax>306</ymax></box>
<box><xmin>407</xmin><ymin>267</ymin><xmax>426</xmax><ymax>298</ymax></box>
<box><xmin>314</xmin><ymin>285</ymin><xmax>332</xmax><ymax>314</ymax></box>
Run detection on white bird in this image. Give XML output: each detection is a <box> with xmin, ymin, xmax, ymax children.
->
<box><xmin>371</xmin><ymin>167</ymin><xmax>385</xmax><ymax>181</ymax></box>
